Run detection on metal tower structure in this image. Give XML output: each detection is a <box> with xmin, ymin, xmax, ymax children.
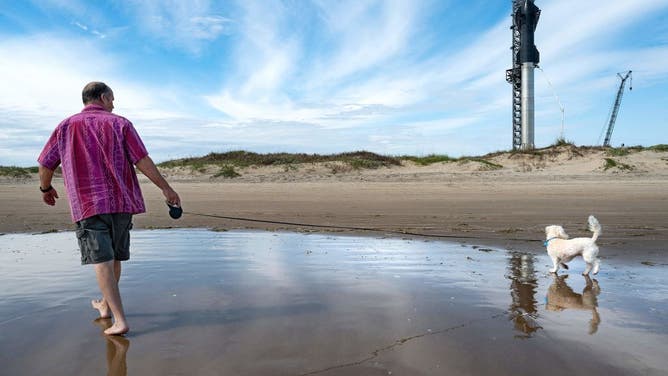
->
<box><xmin>603</xmin><ymin>70</ymin><xmax>632</xmax><ymax>147</ymax></box>
<box><xmin>506</xmin><ymin>0</ymin><xmax>540</xmax><ymax>150</ymax></box>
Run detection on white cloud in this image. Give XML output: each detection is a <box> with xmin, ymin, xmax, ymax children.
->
<box><xmin>0</xmin><ymin>34</ymin><xmax>193</xmax><ymax>165</ymax></box>
<box><xmin>0</xmin><ymin>35</ymin><xmax>185</xmax><ymax>119</ymax></box>
<box><xmin>2</xmin><ymin>0</ymin><xmax>668</xmax><ymax>166</ymax></box>
<box><xmin>311</xmin><ymin>0</ymin><xmax>420</xmax><ymax>82</ymax></box>
<box><xmin>72</xmin><ymin>21</ymin><xmax>87</xmax><ymax>31</ymax></box>
<box><xmin>0</xmin><ymin>36</ymin><xmax>110</xmax><ymax>118</ymax></box>
<box><xmin>126</xmin><ymin>0</ymin><xmax>233</xmax><ymax>53</ymax></box>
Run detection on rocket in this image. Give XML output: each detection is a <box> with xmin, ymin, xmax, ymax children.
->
<box><xmin>507</xmin><ymin>0</ymin><xmax>540</xmax><ymax>150</ymax></box>
<box><xmin>517</xmin><ymin>0</ymin><xmax>540</xmax><ymax>65</ymax></box>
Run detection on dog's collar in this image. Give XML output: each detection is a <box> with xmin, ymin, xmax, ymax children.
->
<box><xmin>543</xmin><ymin>237</ymin><xmax>559</xmax><ymax>246</ymax></box>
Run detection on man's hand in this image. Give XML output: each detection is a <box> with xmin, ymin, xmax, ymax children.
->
<box><xmin>38</xmin><ymin>165</ymin><xmax>58</xmax><ymax>206</ymax></box>
<box><xmin>42</xmin><ymin>188</ymin><xmax>59</xmax><ymax>206</ymax></box>
<box><xmin>163</xmin><ymin>187</ymin><xmax>181</xmax><ymax>207</ymax></box>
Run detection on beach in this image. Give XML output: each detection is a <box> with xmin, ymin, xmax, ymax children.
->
<box><xmin>2</xmin><ymin>146</ymin><xmax>667</xmax><ymax>259</ymax></box>
<box><xmin>1</xmin><ymin>146</ymin><xmax>667</xmax><ymax>375</ymax></box>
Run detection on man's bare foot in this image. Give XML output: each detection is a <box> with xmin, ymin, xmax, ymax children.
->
<box><xmin>104</xmin><ymin>322</ymin><xmax>129</xmax><ymax>336</ymax></box>
<box><xmin>91</xmin><ymin>299</ymin><xmax>111</xmax><ymax>319</ymax></box>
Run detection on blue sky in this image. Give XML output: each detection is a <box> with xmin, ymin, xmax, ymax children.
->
<box><xmin>1</xmin><ymin>0</ymin><xmax>667</xmax><ymax>166</ymax></box>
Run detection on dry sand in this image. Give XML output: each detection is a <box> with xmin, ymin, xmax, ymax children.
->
<box><xmin>2</xmin><ymin>146</ymin><xmax>667</xmax><ymax>259</ymax></box>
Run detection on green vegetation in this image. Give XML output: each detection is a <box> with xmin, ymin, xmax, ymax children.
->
<box><xmin>212</xmin><ymin>165</ymin><xmax>241</xmax><ymax>178</ymax></box>
<box><xmin>402</xmin><ymin>154</ymin><xmax>456</xmax><ymax>166</ymax></box>
<box><xmin>603</xmin><ymin>144</ymin><xmax>668</xmax><ymax>156</ymax></box>
<box><xmin>551</xmin><ymin>137</ymin><xmax>575</xmax><ymax>147</ymax></box>
<box><xmin>603</xmin><ymin>158</ymin><xmax>634</xmax><ymax>171</ymax></box>
<box><xmin>466</xmin><ymin>158</ymin><xmax>503</xmax><ymax>170</ymax></box>
<box><xmin>402</xmin><ymin>154</ymin><xmax>503</xmax><ymax>169</ymax></box>
<box><xmin>148</xmin><ymin>142</ymin><xmax>668</xmax><ymax>176</ymax></box>
<box><xmin>649</xmin><ymin>144</ymin><xmax>668</xmax><ymax>152</ymax></box>
<box><xmin>156</xmin><ymin>149</ymin><xmax>510</xmax><ymax>173</ymax></box>
<box><xmin>606</xmin><ymin>147</ymin><xmax>630</xmax><ymax>157</ymax></box>
<box><xmin>159</xmin><ymin>150</ymin><xmax>402</xmax><ymax>170</ymax></box>
<box><xmin>0</xmin><ymin>166</ymin><xmax>38</xmax><ymax>178</ymax></box>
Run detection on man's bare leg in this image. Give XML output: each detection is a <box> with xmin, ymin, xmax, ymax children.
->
<box><xmin>94</xmin><ymin>260</ymin><xmax>129</xmax><ymax>335</ymax></box>
<box><xmin>92</xmin><ymin>260</ymin><xmax>122</xmax><ymax>319</ymax></box>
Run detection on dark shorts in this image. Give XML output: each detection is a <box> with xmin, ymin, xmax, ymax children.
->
<box><xmin>75</xmin><ymin>213</ymin><xmax>133</xmax><ymax>265</ymax></box>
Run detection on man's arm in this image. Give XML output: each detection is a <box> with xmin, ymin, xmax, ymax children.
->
<box><xmin>38</xmin><ymin>165</ymin><xmax>59</xmax><ymax>206</ymax></box>
<box><xmin>135</xmin><ymin>156</ymin><xmax>181</xmax><ymax>206</ymax></box>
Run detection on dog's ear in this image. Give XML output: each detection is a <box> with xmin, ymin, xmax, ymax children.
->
<box><xmin>546</xmin><ymin>225</ymin><xmax>563</xmax><ymax>238</ymax></box>
<box><xmin>556</xmin><ymin>226</ymin><xmax>569</xmax><ymax>239</ymax></box>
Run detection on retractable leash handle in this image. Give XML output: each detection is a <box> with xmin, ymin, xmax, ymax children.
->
<box><xmin>166</xmin><ymin>202</ymin><xmax>183</xmax><ymax>219</ymax></box>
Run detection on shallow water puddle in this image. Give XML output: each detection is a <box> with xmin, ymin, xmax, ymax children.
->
<box><xmin>1</xmin><ymin>229</ymin><xmax>666</xmax><ymax>375</ymax></box>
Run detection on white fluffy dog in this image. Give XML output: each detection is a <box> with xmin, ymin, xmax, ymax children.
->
<box><xmin>544</xmin><ymin>215</ymin><xmax>602</xmax><ymax>275</ymax></box>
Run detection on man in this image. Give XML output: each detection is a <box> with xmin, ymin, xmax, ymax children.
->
<box><xmin>38</xmin><ymin>82</ymin><xmax>180</xmax><ymax>335</ymax></box>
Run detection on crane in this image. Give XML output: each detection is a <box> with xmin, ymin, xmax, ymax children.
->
<box><xmin>602</xmin><ymin>70</ymin><xmax>632</xmax><ymax>147</ymax></box>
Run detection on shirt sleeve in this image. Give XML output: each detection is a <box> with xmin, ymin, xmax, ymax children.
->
<box><xmin>123</xmin><ymin>121</ymin><xmax>149</xmax><ymax>164</ymax></box>
<box><xmin>37</xmin><ymin>128</ymin><xmax>61</xmax><ymax>170</ymax></box>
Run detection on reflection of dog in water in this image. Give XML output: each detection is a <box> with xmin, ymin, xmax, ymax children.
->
<box><xmin>544</xmin><ymin>215</ymin><xmax>602</xmax><ymax>275</ymax></box>
<box><xmin>545</xmin><ymin>275</ymin><xmax>601</xmax><ymax>334</ymax></box>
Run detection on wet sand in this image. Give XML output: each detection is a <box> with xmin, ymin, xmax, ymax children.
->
<box><xmin>1</xmin><ymin>229</ymin><xmax>667</xmax><ymax>375</ymax></box>
<box><xmin>1</xmin><ymin>173</ymin><xmax>667</xmax><ymax>374</ymax></box>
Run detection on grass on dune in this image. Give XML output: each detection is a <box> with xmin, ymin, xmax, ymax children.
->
<box><xmin>158</xmin><ymin>150</ymin><xmax>403</xmax><ymax>170</ymax></box>
<box><xmin>4</xmin><ymin>144</ymin><xmax>665</xmax><ymax>177</ymax></box>
<box><xmin>0</xmin><ymin>166</ymin><xmax>38</xmax><ymax>178</ymax></box>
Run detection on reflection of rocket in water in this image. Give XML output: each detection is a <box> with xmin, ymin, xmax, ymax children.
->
<box><xmin>546</xmin><ymin>275</ymin><xmax>601</xmax><ymax>335</ymax></box>
<box><xmin>507</xmin><ymin>252</ymin><xmax>542</xmax><ymax>338</ymax></box>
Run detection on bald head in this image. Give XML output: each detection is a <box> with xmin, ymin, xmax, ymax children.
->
<box><xmin>82</xmin><ymin>81</ymin><xmax>114</xmax><ymax>112</ymax></box>
<box><xmin>82</xmin><ymin>82</ymin><xmax>112</xmax><ymax>104</ymax></box>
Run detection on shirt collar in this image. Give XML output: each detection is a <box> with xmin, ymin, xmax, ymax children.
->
<box><xmin>82</xmin><ymin>103</ymin><xmax>108</xmax><ymax>112</ymax></box>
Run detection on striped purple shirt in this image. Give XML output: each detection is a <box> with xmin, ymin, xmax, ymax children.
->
<box><xmin>38</xmin><ymin>104</ymin><xmax>148</xmax><ymax>223</ymax></box>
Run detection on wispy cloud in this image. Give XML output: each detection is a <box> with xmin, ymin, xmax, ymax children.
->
<box><xmin>310</xmin><ymin>0</ymin><xmax>421</xmax><ymax>83</ymax></box>
<box><xmin>71</xmin><ymin>20</ymin><xmax>107</xmax><ymax>38</ymax></box>
<box><xmin>125</xmin><ymin>0</ymin><xmax>233</xmax><ymax>53</ymax></box>
<box><xmin>0</xmin><ymin>34</ymin><xmax>189</xmax><ymax>164</ymax></box>
<box><xmin>206</xmin><ymin>0</ymin><xmax>426</xmax><ymax>126</ymax></box>
<box><xmin>1</xmin><ymin>0</ymin><xmax>667</xmax><ymax>166</ymax></box>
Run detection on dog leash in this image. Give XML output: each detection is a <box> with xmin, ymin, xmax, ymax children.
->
<box><xmin>180</xmin><ymin>208</ymin><xmax>540</xmax><ymax>243</ymax></box>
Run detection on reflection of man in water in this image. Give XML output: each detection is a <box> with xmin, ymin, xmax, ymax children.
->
<box><xmin>507</xmin><ymin>252</ymin><xmax>542</xmax><ymax>337</ymax></box>
<box><xmin>96</xmin><ymin>318</ymin><xmax>130</xmax><ymax>376</ymax></box>
<box><xmin>38</xmin><ymin>82</ymin><xmax>181</xmax><ymax>335</ymax></box>
<box><xmin>106</xmin><ymin>335</ymin><xmax>130</xmax><ymax>376</ymax></box>
<box><xmin>546</xmin><ymin>275</ymin><xmax>601</xmax><ymax>335</ymax></box>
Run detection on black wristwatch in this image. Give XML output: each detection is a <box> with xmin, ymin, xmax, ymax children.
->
<box><xmin>40</xmin><ymin>185</ymin><xmax>54</xmax><ymax>193</ymax></box>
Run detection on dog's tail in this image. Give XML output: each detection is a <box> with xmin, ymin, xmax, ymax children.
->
<box><xmin>588</xmin><ymin>215</ymin><xmax>602</xmax><ymax>242</ymax></box>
